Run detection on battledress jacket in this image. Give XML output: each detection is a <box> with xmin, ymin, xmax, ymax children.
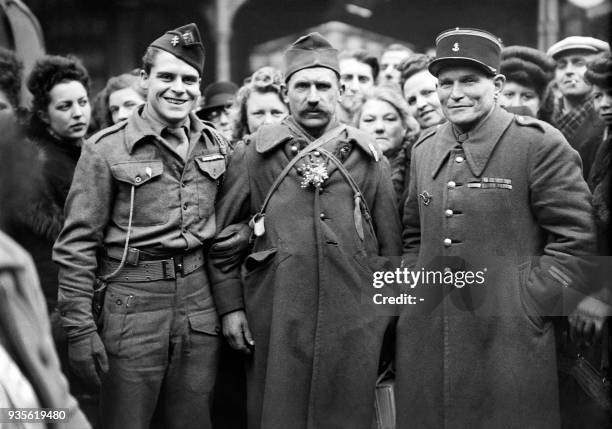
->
<box><xmin>208</xmin><ymin>117</ymin><xmax>402</xmax><ymax>429</ymax></box>
<box><xmin>397</xmin><ymin>106</ymin><xmax>596</xmax><ymax>429</ymax></box>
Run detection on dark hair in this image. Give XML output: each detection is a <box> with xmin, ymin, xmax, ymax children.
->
<box><xmin>339</xmin><ymin>50</ymin><xmax>380</xmax><ymax>81</ymax></box>
<box><xmin>0</xmin><ymin>48</ymin><xmax>23</xmax><ymax>108</ymax></box>
<box><xmin>398</xmin><ymin>54</ymin><xmax>433</xmax><ymax>88</ymax></box>
<box><xmin>585</xmin><ymin>53</ymin><xmax>612</xmax><ymax>90</ymax></box>
<box><xmin>500</xmin><ymin>46</ymin><xmax>555</xmax><ymax>98</ymax></box>
<box><xmin>142</xmin><ymin>46</ymin><xmax>164</xmax><ymax>75</ymax></box>
<box><xmin>231</xmin><ymin>67</ymin><xmax>287</xmax><ymax>141</ymax></box>
<box><xmin>26</xmin><ymin>55</ymin><xmax>90</xmax><ymax>136</ymax></box>
<box><xmin>91</xmin><ymin>70</ymin><xmax>146</xmax><ymax>131</ymax></box>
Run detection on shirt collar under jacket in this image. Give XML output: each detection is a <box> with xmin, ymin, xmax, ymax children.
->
<box><xmin>431</xmin><ymin>105</ymin><xmax>514</xmax><ymax>179</ymax></box>
<box><xmin>123</xmin><ymin>104</ymin><xmax>204</xmax><ymax>154</ymax></box>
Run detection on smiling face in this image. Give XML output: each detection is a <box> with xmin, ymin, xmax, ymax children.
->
<box><xmin>403</xmin><ymin>69</ymin><xmax>444</xmax><ymax>130</ymax></box>
<box><xmin>285</xmin><ymin>67</ymin><xmax>341</xmax><ymax>136</ymax></box>
<box><xmin>109</xmin><ymin>86</ymin><xmax>145</xmax><ymax>124</ymax></box>
<box><xmin>339</xmin><ymin>58</ymin><xmax>374</xmax><ymax>111</ymax></box>
<box><xmin>554</xmin><ymin>51</ymin><xmax>596</xmax><ymax>100</ymax></box>
<box><xmin>142</xmin><ymin>50</ymin><xmax>201</xmax><ymax>126</ymax></box>
<box><xmin>246</xmin><ymin>91</ymin><xmax>288</xmax><ymax>134</ymax></box>
<box><xmin>358</xmin><ymin>98</ymin><xmax>406</xmax><ymax>154</ymax></box>
<box><xmin>499</xmin><ymin>81</ymin><xmax>541</xmax><ymax>116</ymax></box>
<box><xmin>437</xmin><ymin>65</ymin><xmax>504</xmax><ymax>131</ymax></box>
<box><xmin>42</xmin><ymin>80</ymin><xmax>91</xmax><ymax>140</ymax></box>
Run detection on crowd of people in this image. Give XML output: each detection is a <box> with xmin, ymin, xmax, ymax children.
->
<box><xmin>0</xmin><ymin>19</ymin><xmax>610</xmax><ymax>429</ymax></box>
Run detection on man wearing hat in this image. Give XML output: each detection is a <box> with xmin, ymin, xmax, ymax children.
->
<box><xmin>197</xmin><ymin>80</ymin><xmax>239</xmax><ymax>142</ymax></box>
<box><xmin>208</xmin><ymin>32</ymin><xmax>401</xmax><ymax>429</ymax></box>
<box><xmin>53</xmin><ymin>23</ymin><xmax>227</xmax><ymax>428</ymax></box>
<box><xmin>396</xmin><ymin>28</ymin><xmax>596</xmax><ymax>428</ymax></box>
<box><xmin>546</xmin><ymin>36</ymin><xmax>610</xmax><ymax>179</ymax></box>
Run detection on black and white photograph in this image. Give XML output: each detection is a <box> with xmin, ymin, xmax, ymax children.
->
<box><xmin>0</xmin><ymin>0</ymin><xmax>611</xmax><ymax>428</ymax></box>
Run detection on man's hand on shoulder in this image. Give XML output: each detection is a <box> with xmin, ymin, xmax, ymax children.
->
<box><xmin>222</xmin><ymin>310</ymin><xmax>254</xmax><ymax>354</ymax></box>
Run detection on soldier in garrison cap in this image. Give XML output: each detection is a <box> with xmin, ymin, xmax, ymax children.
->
<box><xmin>396</xmin><ymin>27</ymin><xmax>596</xmax><ymax>429</ymax></box>
<box><xmin>53</xmin><ymin>23</ymin><xmax>229</xmax><ymax>429</ymax></box>
<box><xmin>207</xmin><ymin>32</ymin><xmax>401</xmax><ymax>429</ymax></box>
<box><xmin>545</xmin><ymin>36</ymin><xmax>610</xmax><ymax>179</ymax></box>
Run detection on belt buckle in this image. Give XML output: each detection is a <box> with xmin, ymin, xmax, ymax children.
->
<box><xmin>174</xmin><ymin>254</ymin><xmax>185</xmax><ymax>276</ymax></box>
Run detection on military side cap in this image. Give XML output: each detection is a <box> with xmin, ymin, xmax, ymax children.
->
<box><xmin>150</xmin><ymin>23</ymin><xmax>205</xmax><ymax>75</ymax></box>
<box><xmin>547</xmin><ymin>36</ymin><xmax>610</xmax><ymax>60</ymax></box>
<box><xmin>429</xmin><ymin>28</ymin><xmax>503</xmax><ymax>77</ymax></box>
<box><xmin>284</xmin><ymin>32</ymin><xmax>339</xmax><ymax>81</ymax></box>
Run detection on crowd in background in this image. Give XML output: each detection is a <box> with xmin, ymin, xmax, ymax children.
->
<box><xmin>0</xmin><ymin>26</ymin><xmax>611</xmax><ymax>429</ymax></box>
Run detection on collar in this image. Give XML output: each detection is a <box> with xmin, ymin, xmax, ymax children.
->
<box><xmin>431</xmin><ymin>105</ymin><xmax>513</xmax><ymax>179</ymax></box>
<box><xmin>254</xmin><ymin>116</ymin><xmax>379</xmax><ymax>159</ymax></box>
<box><xmin>124</xmin><ymin>105</ymin><xmax>203</xmax><ymax>154</ymax></box>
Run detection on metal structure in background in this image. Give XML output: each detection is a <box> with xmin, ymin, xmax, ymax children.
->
<box><xmin>0</xmin><ymin>0</ymin><xmax>45</xmax><ymax>106</ymax></box>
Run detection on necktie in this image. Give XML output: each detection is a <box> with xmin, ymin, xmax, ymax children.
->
<box><xmin>165</xmin><ymin>127</ymin><xmax>189</xmax><ymax>161</ymax></box>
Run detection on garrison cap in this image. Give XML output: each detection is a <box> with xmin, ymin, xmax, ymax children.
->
<box><xmin>547</xmin><ymin>36</ymin><xmax>609</xmax><ymax>60</ymax></box>
<box><xmin>284</xmin><ymin>32</ymin><xmax>339</xmax><ymax>81</ymax></box>
<box><xmin>150</xmin><ymin>23</ymin><xmax>205</xmax><ymax>75</ymax></box>
<box><xmin>429</xmin><ymin>28</ymin><xmax>503</xmax><ymax>77</ymax></box>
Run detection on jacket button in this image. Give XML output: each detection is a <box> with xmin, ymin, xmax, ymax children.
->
<box><xmin>443</xmin><ymin>238</ymin><xmax>452</xmax><ymax>247</ymax></box>
<box><xmin>135</xmin><ymin>176</ymin><xmax>142</xmax><ymax>183</ymax></box>
<box><xmin>116</xmin><ymin>299</ymin><xmax>122</xmax><ymax>305</ymax></box>
<box><xmin>183</xmin><ymin>203</ymin><xmax>188</xmax><ymax>210</ymax></box>
<box><xmin>447</xmin><ymin>181</ymin><xmax>456</xmax><ymax>189</ymax></box>
<box><xmin>455</xmin><ymin>156</ymin><xmax>464</xmax><ymax>163</ymax></box>
<box><xmin>290</xmin><ymin>145</ymin><xmax>298</xmax><ymax>154</ymax></box>
<box><xmin>445</xmin><ymin>209</ymin><xmax>453</xmax><ymax>217</ymax></box>
<box><xmin>320</xmin><ymin>213</ymin><xmax>326</xmax><ymax>219</ymax></box>
<box><xmin>313</xmin><ymin>151</ymin><xmax>320</xmax><ymax>157</ymax></box>
<box><xmin>181</xmin><ymin>182</ymin><xmax>186</xmax><ymax>188</ymax></box>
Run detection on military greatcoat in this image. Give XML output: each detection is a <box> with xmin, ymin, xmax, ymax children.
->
<box><xmin>209</xmin><ymin>117</ymin><xmax>402</xmax><ymax>429</ymax></box>
<box><xmin>397</xmin><ymin>106</ymin><xmax>596</xmax><ymax>429</ymax></box>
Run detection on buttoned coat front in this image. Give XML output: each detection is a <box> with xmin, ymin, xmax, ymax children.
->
<box><xmin>209</xmin><ymin>119</ymin><xmax>402</xmax><ymax>429</ymax></box>
<box><xmin>397</xmin><ymin>106</ymin><xmax>596</xmax><ymax>429</ymax></box>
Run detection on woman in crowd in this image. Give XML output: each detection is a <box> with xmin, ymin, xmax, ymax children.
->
<box><xmin>499</xmin><ymin>46</ymin><xmax>555</xmax><ymax>117</ymax></box>
<box><xmin>20</xmin><ymin>54</ymin><xmax>92</xmax><ymax>311</ymax></box>
<box><xmin>357</xmin><ymin>84</ymin><xmax>418</xmax><ymax>206</ymax></box>
<box><xmin>399</xmin><ymin>53</ymin><xmax>445</xmax><ymax>134</ymax></box>
<box><xmin>91</xmin><ymin>70</ymin><xmax>145</xmax><ymax>131</ymax></box>
<box><xmin>230</xmin><ymin>66</ymin><xmax>288</xmax><ymax>143</ymax></box>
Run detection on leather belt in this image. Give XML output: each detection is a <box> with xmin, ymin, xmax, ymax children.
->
<box><xmin>101</xmin><ymin>246</ymin><xmax>205</xmax><ymax>281</ymax></box>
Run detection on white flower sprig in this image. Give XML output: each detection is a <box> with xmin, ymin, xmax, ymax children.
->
<box><xmin>300</xmin><ymin>160</ymin><xmax>329</xmax><ymax>190</ymax></box>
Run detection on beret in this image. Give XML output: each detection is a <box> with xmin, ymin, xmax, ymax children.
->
<box><xmin>150</xmin><ymin>23</ymin><xmax>205</xmax><ymax>75</ymax></box>
<box><xmin>546</xmin><ymin>36</ymin><xmax>609</xmax><ymax>60</ymax></box>
<box><xmin>429</xmin><ymin>28</ymin><xmax>503</xmax><ymax>77</ymax></box>
<box><xmin>284</xmin><ymin>32</ymin><xmax>339</xmax><ymax>81</ymax></box>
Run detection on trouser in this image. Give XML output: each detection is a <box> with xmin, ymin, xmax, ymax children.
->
<box><xmin>98</xmin><ymin>263</ymin><xmax>221</xmax><ymax>429</ymax></box>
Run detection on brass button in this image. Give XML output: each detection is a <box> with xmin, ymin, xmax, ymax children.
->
<box><xmin>455</xmin><ymin>156</ymin><xmax>464</xmax><ymax>163</ymax></box>
<box><xmin>445</xmin><ymin>209</ymin><xmax>453</xmax><ymax>217</ymax></box>
<box><xmin>290</xmin><ymin>145</ymin><xmax>298</xmax><ymax>154</ymax></box>
<box><xmin>447</xmin><ymin>181</ymin><xmax>456</xmax><ymax>189</ymax></box>
<box><xmin>320</xmin><ymin>213</ymin><xmax>325</xmax><ymax>219</ymax></box>
<box><xmin>135</xmin><ymin>176</ymin><xmax>142</xmax><ymax>183</ymax></box>
<box><xmin>443</xmin><ymin>238</ymin><xmax>452</xmax><ymax>247</ymax></box>
<box><xmin>313</xmin><ymin>151</ymin><xmax>321</xmax><ymax>157</ymax></box>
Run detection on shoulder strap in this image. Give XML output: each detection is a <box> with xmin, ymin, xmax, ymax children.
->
<box><xmin>257</xmin><ymin>125</ymin><xmax>346</xmax><ymax>217</ymax></box>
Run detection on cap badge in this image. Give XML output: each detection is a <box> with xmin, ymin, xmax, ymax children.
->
<box><xmin>171</xmin><ymin>35</ymin><xmax>180</xmax><ymax>47</ymax></box>
<box><xmin>182</xmin><ymin>31</ymin><xmax>194</xmax><ymax>45</ymax></box>
<box><xmin>452</xmin><ymin>42</ymin><xmax>460</xmax><ymax>52</ymax></box>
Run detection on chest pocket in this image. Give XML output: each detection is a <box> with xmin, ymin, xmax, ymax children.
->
<box><xmin>110</xmin><ymin>160</ymin><xmax>169</xmax><ymax>226</ymax></box>
<box><xmin>194</xmin><ymin>154</ymin><xmax>226</xmax><ymax>218</ymax></box>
